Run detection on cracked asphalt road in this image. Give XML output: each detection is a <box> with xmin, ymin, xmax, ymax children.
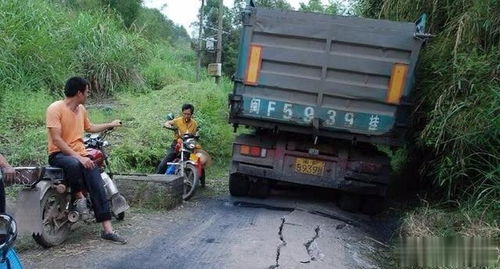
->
<box><xmin>18</xmin><ymin>190</ymin><xmax>390</xmax><ymax>269</ymax></box>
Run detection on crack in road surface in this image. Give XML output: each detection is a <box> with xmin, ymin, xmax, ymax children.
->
<box><xmin>233</xmin><ymin>201</ymin><xmax>294</xmax><ymax>212</ymax></box>
<box><xmin>233</xmin><ymin>201</ymin><xmax>360</xmax><ymax>227</ymax></box>
<box><xmin>301</xmin><ymin>226</ymin><xmax>322</xmax><ymax>263</ymax></box>
<box><xmin>268</xmin><ymin>217</ymin><xmax>287</xmax><ymax>269</ymax></box>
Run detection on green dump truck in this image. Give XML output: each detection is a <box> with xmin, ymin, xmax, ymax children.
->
<box><xmin>228</xmin><ymin>1</ymin><xmax>428</xmax><ymax>212</ymax></box>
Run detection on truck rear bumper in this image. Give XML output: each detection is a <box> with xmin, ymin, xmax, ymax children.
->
<box><xmin>233</xmin><ymin>162</ymin><xmax>387</xmax><ymax>196</ymax></box>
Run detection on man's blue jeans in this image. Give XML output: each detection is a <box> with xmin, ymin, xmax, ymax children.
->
<box><xmin>49</xmin><ymin>152</ymin><xmax>111</xmax><ymax>222</ymax></box>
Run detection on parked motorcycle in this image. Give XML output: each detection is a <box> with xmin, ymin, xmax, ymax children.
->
<box><xmin>12</xmin><ymin>128</ymin><xmax>129</xmax><ymax>248</ymax></box>
<box><xmin>157</xmin><ymin>114</ymin><xmax>209</xmax><ymax>200</ymax></box>
<box><xmin>0</xmin><ymin>213</ymin><xmax>23</xmax><ymax>268</ymax></box>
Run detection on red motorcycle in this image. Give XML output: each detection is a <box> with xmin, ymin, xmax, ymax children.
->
<box><xmin>12</xmin><ymin>128</ymin><xmax>129</xmax><ymax>247</ymax></box>
<box><xmin>158</xmin><ymin>114</ymin><xmax>210</xmax><ymax>200</ymax></box>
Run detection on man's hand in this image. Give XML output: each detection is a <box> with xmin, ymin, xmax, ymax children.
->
<box><xmin>78</xmin><ymin>156</ymin><xmax>96</xmax><ymax>169</ymax></box>
<box><xmin>110</xmin><ymin>120</ymin><xmax>122</xmax><ymax>128</ymax></box>
<box><xmin>1</xmin><ymin>165</ymin><xmax>15</xmax><ymax>182</ymax></box>
<box><xmin>164</xmin><ymin>121</ymin><xmax>173</xmax><ymax>129</ymax></box>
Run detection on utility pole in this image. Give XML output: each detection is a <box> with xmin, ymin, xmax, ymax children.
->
<box><xmin>196</xmin><ymin>0</ymin><xmax>205</xmax><ymax>81</ymax></box>
<box><xmin>215</xmin><ymin>0</ymin><xmax>223</xmax><ymax>85</ymax></box>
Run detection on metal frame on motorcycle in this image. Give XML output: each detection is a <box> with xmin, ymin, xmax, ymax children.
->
<box><xmin>165</xmin><ymin>128</ymin><xmax>199</xmax><ymax>178</ymax></box>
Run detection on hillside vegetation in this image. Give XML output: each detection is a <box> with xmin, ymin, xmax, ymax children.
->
<box><xmin>0</xmin><ymin>0</ymin><xmax>233</xmax><ymax>176</ymax></box>
<box><xmin>357</xmin><ymin>0</ymin><xmax>499</xmax><ymax>237</ymax></box>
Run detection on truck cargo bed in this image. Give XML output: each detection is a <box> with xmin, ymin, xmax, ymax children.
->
<box><xmin>230</xmin><ymin>5</ymin><xmax>426</xmax><ymax>146</ymax></box>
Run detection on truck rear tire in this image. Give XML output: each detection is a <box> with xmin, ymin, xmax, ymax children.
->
<box><xmin>361</xmin><ymin>195</ymin><xmax>386</xmax><ymax>215</ymax></box>
<box><xmin>249</xmin><ymin>179</ymin><xmax>270</xmax><ymax>198</ymax></box>
<box><xmin>338</xmin><ymin>193</ymin><xmax>362</xmax><ymax>213</ymax></box>
<box><xmin>229</xmin><ymin>173</ymin><xmax>250</xmax><ymax>196</ymax></box>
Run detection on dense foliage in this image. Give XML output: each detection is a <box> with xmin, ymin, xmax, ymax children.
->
<box><xmin>357</xmin><ymin>0</ymin><xmax>499</xmax><ymax>234</ymax></box>
<box><xmin>0</xmin><ymin>0</ymin><xmax>232</xmax><ymax>173</ymax></box>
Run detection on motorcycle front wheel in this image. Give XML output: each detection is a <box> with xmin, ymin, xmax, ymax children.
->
<box><xmin>182</xmin><ymin>163</ymin><xmax>199</xmax><ymax>201</ymax></box>
<box><xmin>32</xmin><ymin>189</ymin><xmax>71</xmax><ymax>248</ymax></box>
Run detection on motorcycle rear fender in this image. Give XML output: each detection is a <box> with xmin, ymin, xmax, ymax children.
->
<box><xmin>14</xmin><ymin>180</ymin><xmax>51</xmax><ymax>235</ymax></box>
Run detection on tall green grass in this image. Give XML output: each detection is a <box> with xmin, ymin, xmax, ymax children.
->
<box><xmin>142</xmin><ymin>45</ymin><xmax>198</xmax><ymax>90</ymax></box>
<box><xmin>357</xmin><ymin>0</ymin><xmax>499</xmax><ymax>236</ymax></box>
<box><xmin>0</xmin><ymin>0</ymin><xmax>233</xmax><ymax>178</ymax></box>
<box><xmin>72</xmin><ymin>11</ymin><xmax>150</xmax><ymax>94</ymax></box>
<box><xmin>0</xmin><ymin>0</ymin><xmax>144</xmax><ymax>165</ymax></box>
<box><xmin>96</xmin><ymin>78</ymin><xmax>234</xmax><ymax>174</ymax></box>
<box><xmin>0</xmin><ymin>0</ymin><xmax>151</xmax><ymax>97</ymax></box>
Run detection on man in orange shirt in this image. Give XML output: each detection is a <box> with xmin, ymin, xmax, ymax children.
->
<box><xmin>46</xmin><ymin>77</ymin><xmax>125</xmax><ymax>244</ymax></box>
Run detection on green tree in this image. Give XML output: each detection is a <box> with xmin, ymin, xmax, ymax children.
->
<box><xmin>299</xmin><ymin>0</ymin><xmax>339</xmax><ymax>15</ymax></box>
<box><xmin>196</xmin><ymin>0</ymin><xmax>241</xmax><ymax>75</ymax></box>
<box><xmin>255</xmin><ymin>0</ymin><xmax>293</xmax><ymax>9</ymax></box>
<box><xmin>102</xmin><ymin>0</ymin><xmax>142</xmax><ymax>28</ymax></box>
<box><xmin>135</xmin><ymin>7</ymin><xmax>190</xmax><ymax>44</ymax></box>
<box><xmin>196</xmin><ymin>0</ymin><xmax>294</xmax><ymax>76</ymax></box>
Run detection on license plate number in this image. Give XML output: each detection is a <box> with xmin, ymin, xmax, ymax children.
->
<box><xmin>295</xmin><ymin>158</ymin><xmax>325</xmax><ymax>176</ymax></box>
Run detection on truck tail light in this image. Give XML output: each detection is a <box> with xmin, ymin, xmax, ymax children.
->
<box><xmin>240</xmin><ymin>145</ymin><xmax>250</xmax><ymax>155</ymax></box>
<box><xmin>244</xmin><ymin>44</ymin><xmax>263</xmax><ymax>85</ymax></box>
<box><xmin>386</xmin><ymin>63</ymin><xmax>408</xmax><ymax>105</ymax></box>
<box><xmin>348</xmin><ymin>161</ymin><xmax>383</xmax><ymax>175</ymax></box>
<box><xmin>240</xmin><ymin>145</ymin><xmax>267</xmax><ymax>157</ymax></box>
<box><xmin>250</xmin><ymin>146</ymin><xmax>260</xmax><ymax>156</ymax></box>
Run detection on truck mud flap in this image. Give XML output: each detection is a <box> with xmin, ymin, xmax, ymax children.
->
<box><xmin>15</xmin><ymin>188</ymin><xmax>43</xmax><ymax>235</ymax></box>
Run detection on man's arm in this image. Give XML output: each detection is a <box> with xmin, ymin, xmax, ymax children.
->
<box><xmin>48</xmin><ymin>127</ymin><xmax>96</xmax><ymax>169</ymax></box>
<box><xmin>194</xmin><ymin>121</ymin><xmax>199</xmax><ymax>134</ymax></box>
<box><xmin>163</xmin><ymin>120</ymin><xmax>175</xmax><ymax>128</ymax></box>
<box><xmin>86</xmin><ymin>120</ymin><xmax>122</xmax><ymax>133</ymax></box>
<box><xmin>0</xmin><ymin>154</ymin><xmax>15</xmax><ymax>181</ymax></box>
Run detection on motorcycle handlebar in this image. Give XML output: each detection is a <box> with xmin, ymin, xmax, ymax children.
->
<box><xmin>163</xmin><ymin>126</ymin><xmax>178</xmax><ymax>131</ymax></box>
<box><xmin>162</xmin><ymin>124</ymin><xmax>199</xmax><ymax>140</ymax></box>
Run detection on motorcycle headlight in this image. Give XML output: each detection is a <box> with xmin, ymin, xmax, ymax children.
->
<box><xmin>184</xmin><ymin>139</ymin><xmax>196</xmax><ymax>150</ymax></box>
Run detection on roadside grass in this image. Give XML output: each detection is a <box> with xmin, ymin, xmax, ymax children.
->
<box><xmin>399</xmin><ymin>200</ymin><xmax>500</xmax><ymax>238</ymax></box>
<box><xmin>198</xmin><ymin>159</ymin><xmax>230</xmax><ymax>198</ymax></box>
<box><xmin>358</xmin><ymin>0</ymin><xmax>500</xmax><ymax>251</ymax></box>
<box><xmin>0</xmin><ymin>89</ymin><xmax>55</xmax><ymax>165</ymax></box>
<box><xmin>86</xmin><ymin>78</ymin><xmax>234</xmax><ymax>175</ymax></box>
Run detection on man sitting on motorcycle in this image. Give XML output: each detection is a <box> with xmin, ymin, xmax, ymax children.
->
<box><xmin>0</xmin><ymin>154</ymin><xmax>15</xmax><ymax>214</ymax></box>
<box><xmin>156</xmin><ymin>104</ymin><xmax>198</xmax><ymax>174</ymax></box>
<box><xmin>46</xmin><ymin>76</ymin><xmax>126</xmax><ymax>244</ymax></box>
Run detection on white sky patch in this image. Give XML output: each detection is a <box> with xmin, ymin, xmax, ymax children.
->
<box><xmin>143</xmin><ymin>0</ymin><xmax>349</xmax><ymax>37</ymax></box>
